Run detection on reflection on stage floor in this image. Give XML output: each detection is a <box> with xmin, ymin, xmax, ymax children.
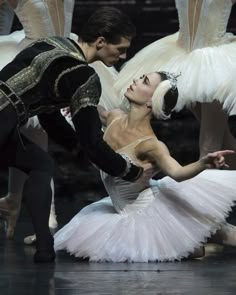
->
<box><xmin>1</xmin><ymin>199</ymin><xmax>236</xmax><ymax>295</ymax></box>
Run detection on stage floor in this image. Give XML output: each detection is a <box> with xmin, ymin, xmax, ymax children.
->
<box><xmin>1</xmin><ymin>205</ymin><xmax>236</xmax><ymax>295</ymax></box>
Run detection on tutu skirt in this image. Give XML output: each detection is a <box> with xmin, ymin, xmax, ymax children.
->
<box><xmin>103</xmin><ymin>32</ymin><xmax>236</xmax><ymax>114</ymax></box>
<box><xmin>0</xmin><ymin>30</ymin><xmax>25</xmax><ymax>70</ymax></box>
<box><xmin>90</xmin><ymin>61</ymin><xmax>119</xmax><ymax>110</ymax></box>
<box><xmin>54</xmin><ymin>170</ymin><xmax>236</xmax><ymax>262</ymax></box>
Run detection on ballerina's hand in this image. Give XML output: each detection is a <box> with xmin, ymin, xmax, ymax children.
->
<box><xmin>202</xmin><ymin>150</ymin><xmax>235</xmax><ymax>169</ymax></box>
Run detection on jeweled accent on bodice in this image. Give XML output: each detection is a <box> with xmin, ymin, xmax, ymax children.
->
<box><xmin>176</xmin><ymin>0</ymin><xmax>235</xmax><ymax>51</ymax></box>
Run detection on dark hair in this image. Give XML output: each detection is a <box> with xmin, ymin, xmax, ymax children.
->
<box><xmin>79</xmin><ymin>7</ymin><xmax>136</xmax><ymax>44</ymax></box>
<box><xmin>158</xmin><ymin>71</ymin><xmax>178</xmax><ymax>116</ymax></box>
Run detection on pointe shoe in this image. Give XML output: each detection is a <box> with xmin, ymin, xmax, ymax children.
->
<box><xmin>24</xmin><ymin>224</ymin><xmax>56</xmax><ymax>245</ymax></box>
<box><xmin>220</xmin><ymin>224</ymin><xmax>236</xmax><ymax>246</ymax></box>
<box><xmin>24</xmin><ymin>234</ymin><xmax>36</xmax><ymax>245</ymax></box>
<box><xmin>188</xmin><ymin>246</ymin><xmax>205</xmax><ymax>259</ymax></box>
<box><xmin>0</xmin><ymin>195</ymin><xmax>21</xmax><ymax>239</ymax></box>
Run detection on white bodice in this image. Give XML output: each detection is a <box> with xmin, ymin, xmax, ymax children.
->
<box><xmin>100</xmin><ymin>138</ymin><xmax>159</xmax><ymax>215</ymax></box>
<box><xmin>176</xmin><ymin>0</ymin><xmax>235</xmax><ymax>50</ymax></box>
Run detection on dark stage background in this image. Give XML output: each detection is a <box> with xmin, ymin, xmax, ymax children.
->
<box><xmin>6</xmin><ymin>1</ymin><xmax>236</xmax><ymax>221</ymax></box>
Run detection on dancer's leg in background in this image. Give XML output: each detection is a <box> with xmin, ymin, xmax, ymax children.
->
<box><xmin>0</xmin><ymin>1</ymin><xmax>14</xmax><ymax>35</ymax></box>
<box><xmin>191</xmin><ymin>101</ymin><xmax>236</xmax><ymax>170</ymax></box>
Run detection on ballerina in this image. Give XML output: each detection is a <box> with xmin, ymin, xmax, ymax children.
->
<box><xmin>107</xmin><ymin>0</ymin><xmax>236</xmax><ymax>168</ymax></box>
<box><xmin>54</xmin><ymin>71</ymin><xmax>236</xmax><ymax>262</ymax></box>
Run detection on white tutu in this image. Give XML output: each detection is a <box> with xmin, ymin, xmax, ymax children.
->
<box><xmin>0</xmin><ymin>30</ymin><xmax>25</xmax><ymax>69</ymax></box>
<box><xmin>113</xmin><ymin>32</ymin><xmax>236</xmax><ymax>114</ymax></box>
<box><xmin>96</xmin><ymin>1</ymin><xmax>236</xmax><ymax>114</ymax></box>
<box><xmin>90</xmin><ymin>61</ymin><xmax>119</xmax><ymax>110</ymax></box>
<box><xmin>54</xmin><ymin>169</ymin><xmax>236</xmax><ymax>262</ymax></box>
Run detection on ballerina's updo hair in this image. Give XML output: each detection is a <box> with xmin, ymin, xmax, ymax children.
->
<box><xmin>151</xmin><ymin>71</ymin><xmax>179</xmax><ymax>120</ymax></box>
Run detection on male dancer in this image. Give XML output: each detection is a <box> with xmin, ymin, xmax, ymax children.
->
<box><xmin>0</xmin><ymin>6</ymin><xmax>142</xmax><ymax>263</ymax></box>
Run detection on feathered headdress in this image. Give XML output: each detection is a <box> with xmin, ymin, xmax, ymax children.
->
<box><xmin>152</xmin><ymin>71</ymin><xmax>180</xmax><ymax>120</ymax></box>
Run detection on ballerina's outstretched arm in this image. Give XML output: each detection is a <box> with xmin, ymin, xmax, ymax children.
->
<box><xmin>136</xmin><ymin>137</ymin><xmax>235</xmax><ymax>182</ymax></box>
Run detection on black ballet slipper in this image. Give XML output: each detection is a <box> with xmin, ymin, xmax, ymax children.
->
<box><xmin>34</xmin><ymin>249</ymin><xmax>56</xmax><ymax>263</ymax></box>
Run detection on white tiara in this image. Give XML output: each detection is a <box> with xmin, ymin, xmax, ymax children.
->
<box><xmin>159</xmin><ymin>71</ymin><xmax>181</xmax><ymax>91</ymax></box>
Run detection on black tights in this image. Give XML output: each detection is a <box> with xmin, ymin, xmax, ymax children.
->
<box><xmin>0</xmin><ymin>105</ymin><xmax>54</xmax><ymax>251</ymax></box>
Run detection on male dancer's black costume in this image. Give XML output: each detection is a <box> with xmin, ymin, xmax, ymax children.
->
<box><xmin>0</xmin><ymin>37</ymin><xmax>142</xmax><ymax>261</ymax></box>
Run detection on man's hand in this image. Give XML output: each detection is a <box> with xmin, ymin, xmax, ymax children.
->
<box><xmin>122</xmin><ymin>164</ymin><xmax>144</xmax><ymax>182</ymax></box>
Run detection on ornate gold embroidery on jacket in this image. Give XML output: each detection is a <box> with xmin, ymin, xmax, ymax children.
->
<box><xmin>71</xmin><ymin>73</ymin><xmax>101</xmax><ymax>117</ymax></box>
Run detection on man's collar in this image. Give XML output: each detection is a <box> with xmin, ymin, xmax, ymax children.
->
<box><xmin>69</xmin><ymin>39</ymin><xmax>87</xmax><ymax>62</ymax></box>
